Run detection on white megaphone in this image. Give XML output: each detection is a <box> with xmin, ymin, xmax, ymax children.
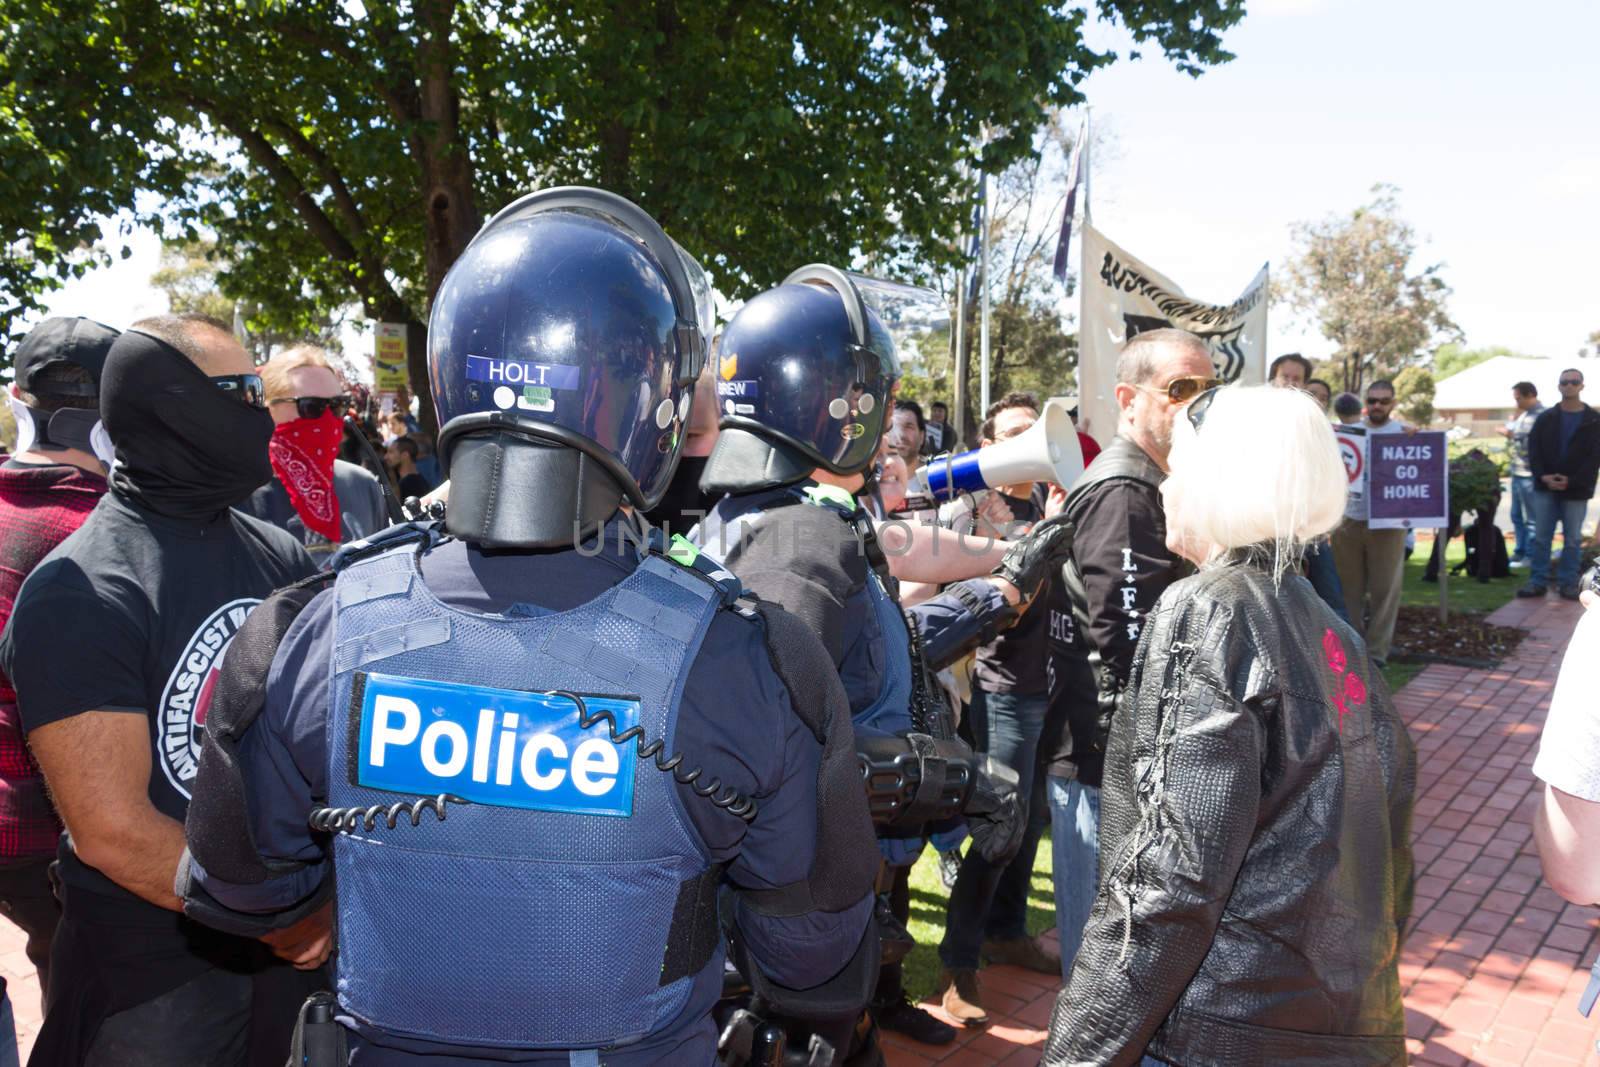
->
<box><xmin>905</xmin><ymin>398</ymin><xmax>1085</xmax><ymax>505</ymax></box>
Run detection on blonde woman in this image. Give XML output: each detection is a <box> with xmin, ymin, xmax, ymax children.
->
<box><xmin>1043</xmin><ymin>385</ymin><xmax>1415</xmax><ymax>1067</ymax></box>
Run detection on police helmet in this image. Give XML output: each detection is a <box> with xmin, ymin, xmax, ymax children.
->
<box><xmin>428</xmin><ymin>187</ymin><xmax>712</xmax><ymax>547</ymax></box>
<box><xmin>701</xmin><ymin>265</ymin><xmax>899</xmax><ymax>495</ymax></box>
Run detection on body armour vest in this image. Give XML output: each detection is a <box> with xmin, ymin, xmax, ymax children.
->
<box><xmin>325</xmin><ymin>540</ymin><xmax>727</xmax><ymax>1055</ymax></box>
<box><xmin>693</xmin><ymin>487</ymin><xmax>913</xmax><ymax>736</ymax></box>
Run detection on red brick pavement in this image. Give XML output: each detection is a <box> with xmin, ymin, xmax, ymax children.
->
<box><xmin>0</xmin><ymin>596</ymin><xmax>1596</xmax><ymax>1065</ymax></box>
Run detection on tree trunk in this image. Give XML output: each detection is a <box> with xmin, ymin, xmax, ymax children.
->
<box><xmin>410</xmin><ymin>0</ymin><xmax>481</xmax><ymax>441</ymax></box>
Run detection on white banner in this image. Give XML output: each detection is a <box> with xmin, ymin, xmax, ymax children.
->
<box><xmin>1078</xmin><ymin>224</ymin><xmax>1269</xmax><ymax>445</ymax></box>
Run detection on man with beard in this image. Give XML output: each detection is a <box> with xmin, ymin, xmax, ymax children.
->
<box><xmin>241</xmin><ymin>344</ymin><xmax>390</xmax><ymax>563</ymax></box>
<box><xmin>0</xmin><ymin>314</ymin><xmax>321</xmax><ymax>1066</ymax></box>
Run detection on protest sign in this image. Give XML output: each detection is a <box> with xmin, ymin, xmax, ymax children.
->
<box><xmin>1368</xmin><ymin>431</ymin><xmax>1449</xmax><ymax>530</ymax></box>
<box><xmin>1078</xmin><ymin>224</ymin><xmax>1269</xmax><ymax>444</ymax></box>
<box><xmin>374</xmin><ymin>322</ymin><xmax>409</xmax><ymax>393</ymax></box>
<box><xmin>1333</xmin><ymin>425</ymin><xmax>1367</xmax><ymax>504</ymax></box>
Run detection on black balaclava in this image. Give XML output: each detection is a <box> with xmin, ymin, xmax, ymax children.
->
<box><xmin>99</xmin><ymin>329</ymin><xmax>275</xmax><ymax>521</ymax></box>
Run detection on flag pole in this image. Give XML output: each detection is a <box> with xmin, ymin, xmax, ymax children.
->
<box><xmin>1083</xmin><ymin>106</ymin><xmax>1093</xmax><ymax>223</ymax></box>
<box><xmin>979</xmin><ymin>165</ymin><xmax>992</xmax><ymax>415</ymax></box>
<box><xmin>953</xmin><ymin>260</ymin><xmax>968</xmax><ymax>448</ymax></box>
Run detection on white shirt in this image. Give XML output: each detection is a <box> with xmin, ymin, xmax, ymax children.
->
<box><xmin>1533</xmin><ymin>607</ymin><xmax>1600</xmax><ymax>802</ymax></box>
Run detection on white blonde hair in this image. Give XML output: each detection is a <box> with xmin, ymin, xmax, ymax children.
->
<box><xmin>1162</xmin><ymin>384</ymin><xmax>1348</xmax><ymax>578</ymax></box>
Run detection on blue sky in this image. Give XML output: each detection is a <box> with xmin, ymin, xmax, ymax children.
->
<box><xmin>1076</xmin><ymin>0</ymin><xmax>1600</xmax><ymax>361</ymax></box>
<box><xmin>30</xmin><ymin>0</ymin><xmax>1600</xmax><ymax>366</ymax></box>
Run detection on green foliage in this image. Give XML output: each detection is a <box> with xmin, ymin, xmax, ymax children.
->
<box><xmin>1393</xmin><ymin>365</ymin><xmax>1435</xmax><ymax>426</ymax></box>
<box><xmin>0</xmin><ymin>0</ymin><xmax>1244</xmax><ymax>434</ymax></box>
<box><xmin>1277</xmin><ymin>185</ymin><xmax>1460</xmax><ymax>393</ymax></box>
<box><xmin>1432</xmin><ymin>342</ymin><xmax>1533</xmax><ymax>381</ymax></box>
<box><xmin>149</xmin><ymin>239</ymin><xmax>238</xmax><ymax>326</ymax></box>
<box><xmin>1447</xmin><ymin>447</ymin><xmax>1503</xmax><ymax>516</ymax></box>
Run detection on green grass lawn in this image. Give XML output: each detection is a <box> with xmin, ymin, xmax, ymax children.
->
<box><xmin>901</xmin><ymin>838</ymin><xmax>1058</xmax><ymax>1002</ymax></box>
<box><xmin>1399</xmin><ymin>535</ymin><xmax>1522</xmax><ymax>614</ymax></box>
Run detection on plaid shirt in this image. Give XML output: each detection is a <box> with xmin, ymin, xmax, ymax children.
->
<box><xmin>0</xmin><ymin>456</ymin><xmax>107</xmax><ymax>859</ymax></box>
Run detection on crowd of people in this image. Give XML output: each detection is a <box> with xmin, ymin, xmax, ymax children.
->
<box><xmin>0</xmin><ymin>186</ymin><xmax>1443</xmax><ymax>1067</ymax></box>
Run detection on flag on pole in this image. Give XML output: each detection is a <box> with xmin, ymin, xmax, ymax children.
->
<box><xmin>1051</xmin><ymin>115</ymin><xmax>1089</xmax><ymax>283</ymax></box>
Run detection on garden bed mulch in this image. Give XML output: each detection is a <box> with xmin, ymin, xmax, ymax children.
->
<box><xmin>1389</xmin><ymin>604</ymin><xmax>1526</xmax><ymax>668</ymax></box>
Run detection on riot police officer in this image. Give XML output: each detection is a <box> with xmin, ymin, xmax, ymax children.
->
<box><xmin>691</xmin><ymin>266</ymin><xmax>1069</xmax><ymax>1051</ymax></box>
<box><xmin>178</xmin><ymin>190</ymin><xmax>880</xmax><ymax>1066</ymax></box>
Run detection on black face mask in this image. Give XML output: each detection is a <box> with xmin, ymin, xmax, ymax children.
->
<box><xmin>99</xmin><ymin>330</ymin><xmax>275</xmax><ymax>521</ymax></box>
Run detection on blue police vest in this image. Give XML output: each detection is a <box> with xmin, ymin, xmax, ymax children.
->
<box><xmin>693</xmin><ymin>488</ymin><xmax>914</xmax><ymax>736</ymax></box>
<box><xmin>324</xmin><ymin>539</ymin><xmax>729</xmax><ymax>1055</ymax></box>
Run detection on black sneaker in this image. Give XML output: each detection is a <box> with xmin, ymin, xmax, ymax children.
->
<box><xmin>1561</xmin><ymin>585</ymin><xmax>1582</xmax><ymax>601</ymax></box>
<box><xmin>1516</xmin><ymin>583</ymin><xmax>1548</xmax><ymax>598</ymax></box>
<box><xmin>874</xmin><ymin>996</ymin><xmax>958</xmax><ymax>1046</ymax></box>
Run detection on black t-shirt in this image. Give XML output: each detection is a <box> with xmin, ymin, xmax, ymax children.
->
<box><xmin>972</xmin><ymin>490</ymin><xmax>1050</xmax><ymax>696</ymax></box>
<box><xmin>0</xmin><ymin>490</ymin><xmax>316</xmax><ymax>901</ymax></box>
<box><xmin>396</xmin><ymin>472</ymin><xmax>432</xmax><ymax>500</ymax></box>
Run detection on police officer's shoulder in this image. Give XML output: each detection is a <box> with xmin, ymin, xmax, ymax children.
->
<box><xmin>728</xmin><ymin>592</ymin><xmax>848</xmax><ymax>744</ymax></box>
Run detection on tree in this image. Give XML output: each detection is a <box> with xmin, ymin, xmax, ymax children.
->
<box><xmin>149</xmin><ymin>238</ymin><xmax>347</xmax><ymax>363</ymax></box>
<box><xmin>900</xmin><ymin>116</ymin><xmax>1087</xmax><ymax>446</ymax></box>
<box><xmin>1278</xmin><ymin>185</ymin><xmax>1460</xmax><ymax>394</ymax></box>
<box><xmin>1431</xmin><ymin>343</ymin><xmax>1534</xmax><ymax>381</ymax></box>
<box><xmin>1</xmin><ymin>0</ymin><xmax>1244</xmax><ymax>436</ymax></box>
<box><xmin>1393</xmin><ymin>365</ymin><xmax>1435</xmax><ymax>427</ymax></box>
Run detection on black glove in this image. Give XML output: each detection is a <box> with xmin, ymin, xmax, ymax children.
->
<box><xmin>963</xmin><ymin>756</ymin><xmax>1025</xmax><ymax>866</ymax></box>
<box><xmin>992</xmin><ymin>513</ymin><xmax>1074</xmax><ymax>607</ymax></box>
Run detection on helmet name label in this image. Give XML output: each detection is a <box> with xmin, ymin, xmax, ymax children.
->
<box><xmin>715</xmin><ymin>379</ymin><xmax>760</xmax><ymax>400</ymax></box>
<box><xmin>466</xmin><ymin>355</ymin><xmax>580</xmax><ymax>391</ymax></box>
<box><xmin>355</xmin><ymin>672</ymin><xmax>638</xmax><ymax>817</ymax></box>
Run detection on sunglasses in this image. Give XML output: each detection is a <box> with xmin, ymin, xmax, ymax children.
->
<box><xmin>273</xmin><ymin>394</ymin><xmax>355</xmax><ymax>419</ymax></box>
<box><xmin>1185</xmin><ymin>387</ymin><xmax>1221</xmax><ymax>432</ymax></box>
<box><xmin>1365</xmin><ymin>395</ymin><xmax>1394</xmax><ymax>405</ymax></box>
<box><xmin>1561</xmin><ymin>379</ymin><xmax>1584</xmax><ymax>387</ymax></box>
<box><xmin>1140</xmin><ymin>375</ymin><xmax>1223</xmax><ymax>404</ymax></box>
<box><xmin>210</xmin><ymin>374</ymin><xmax>267</xmax><ymax>410</ymax></box>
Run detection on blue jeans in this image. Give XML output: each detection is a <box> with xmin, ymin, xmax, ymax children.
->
<box><xmin>1510</xmin><ymin>474</ymin><xmax>1537</xmax><ymax>560</ymax></box>
<box><xmin>939</xmin><ymin>690</ymin><xmax>1048</xmax><ymax>969</ymax></box>
<box><xmin>1304</xmin><ymin>541</ymin><xmax>1349</xmax><ymax>623</ymax></box>
<box><xmin>1048</xmin><ymin>774</ymin><xmax>1101</xmax><ymax>980</ymax></box>
<box><xmin>0</xmin><ymin>995</ymin><xmax>16</xmax><ymax>1067</ymax></box>
<box><xmin>1529</xmin><ymin>490</ymin><xmax>1588</xmax><ymax>590</ymax></box>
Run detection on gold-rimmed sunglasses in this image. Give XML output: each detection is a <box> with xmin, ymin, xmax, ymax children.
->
<box><xmin>1138</xmin><ymin>375</ymin><xmax>1223</xmax><ymax>404</ymax></box>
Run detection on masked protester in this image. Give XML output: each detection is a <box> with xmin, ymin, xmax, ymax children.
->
<box><xmin>0</xmin><ymin>317</ymin><xmax>119</xmax><ymax>1018</ymax></box>
<box><xmin>0</xmin><ymin>313</ymin><xmax>320</xmax><ymax>1067</ymax></box>
<box><xmin>240</xmin><ymin>345</ymin><xmax>390</xmax><ymax>562</ymax></box>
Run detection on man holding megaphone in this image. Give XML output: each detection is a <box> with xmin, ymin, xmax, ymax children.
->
<box><xmin>936</xmin><ymin>392</ymin><xmax>1076</xmax><ymax>1024</ymax></box>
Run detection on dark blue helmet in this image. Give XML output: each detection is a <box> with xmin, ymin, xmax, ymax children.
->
<box><xmin>702</xmin><ymin>265</ymin><xmax>899</xmax><ymax>494</ymax></box>
<box><xmin>428</xmin><ymin>187</ymin><xmax>712</xmax><ymax>546</ymax></box>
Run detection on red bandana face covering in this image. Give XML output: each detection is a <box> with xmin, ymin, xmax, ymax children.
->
<box><xmin>269</xmin><ymin>411</ymin><xmax>344</xmax><ymax>543</ymax></box>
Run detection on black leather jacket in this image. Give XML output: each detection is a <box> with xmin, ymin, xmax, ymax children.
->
<box><xmin>1043</xmin><ymin>554</ymin><xmax>1416</xmax><ymax>1067</ymax></box>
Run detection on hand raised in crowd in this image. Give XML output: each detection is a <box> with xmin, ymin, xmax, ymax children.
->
<box><xmin>1044</xmin><ymin>483</ymin><xmax>1069</xmax><ymax>519</ymax></box>
<box><xmin>971</xmin><ymin>491</ymin><xmax>1015</xmax><ymax>539</ymax></box>
<box><xmin>259</xmin><ymin>899</ymin><xmax>335</xmax><ymax>971</ymax></box>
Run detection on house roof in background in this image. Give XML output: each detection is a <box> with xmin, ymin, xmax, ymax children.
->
<box><xmin>1433</xmin><ymin>356</ymin><xmax>1594</xmax><ymax>411</ymax></box>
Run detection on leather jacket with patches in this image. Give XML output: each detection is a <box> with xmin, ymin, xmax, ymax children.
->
<box><xmin>1043</xmin><ymin>553</ymin><xmax>1416</xmax><ymax>1067</ymax></box>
